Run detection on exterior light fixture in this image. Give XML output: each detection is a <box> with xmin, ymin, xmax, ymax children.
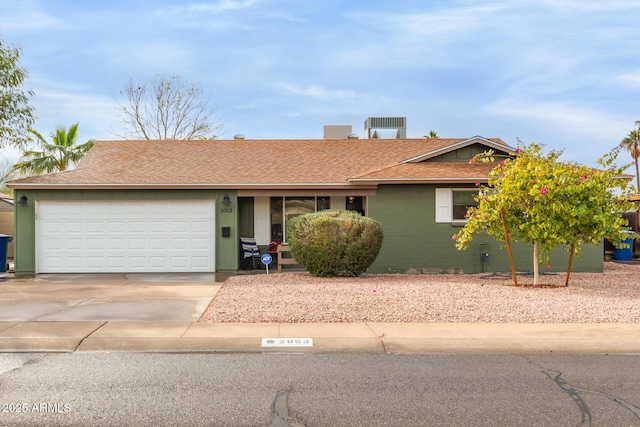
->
<box><xmin>17</xmin><ymin>195</ymin><xmax>28</xmax><ymax>205</ymax></box>
<box><xmin>222</xmin><ymin>194</ymin><xmax>231</xmax><ymax>205</ymax></box>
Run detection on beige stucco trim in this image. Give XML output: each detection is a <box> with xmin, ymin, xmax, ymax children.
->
<box><xmin>238</xmin><ymin>188</ymin><xmax>377</xmax><ymax>197</ymax></box>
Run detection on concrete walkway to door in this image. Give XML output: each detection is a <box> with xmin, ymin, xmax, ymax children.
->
<box><xmin>0</xmin><ymin>273</ymin><xmax>228</xmax><ymax>322</ymax></box>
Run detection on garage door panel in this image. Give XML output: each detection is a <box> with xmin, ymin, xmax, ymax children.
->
<box><xmin>169</xmin><ymin>221</ymin><xmax>188</xmax><ymax>233</ymax></box>
<box><xmin>192</xmin><ymin>238</ymin><xmax>212</xmax><ymax>250</ymax></box>
<box><xmin>191</xmin><ymin>220</ymin><xmax>211</xmax><ymax>232</ymax></box>
<box><xmin>86</xmin><ymin>238</ymin><xmax>105</xmax><ymax>250</ymax></box>
<box><xmin>128</xmin><ymin>238</ymin><xmax>147</xmax><ymax>250</ymax></box>
<box><xmin>128</xmin><ymin>203</ymin><xmax>147</xmax><ymax>215</ymax></box>
<box><xmin>86</xmin><ymin>221</ymin><xmax>105</xmax><ymax>233</ymax></box>
<box><xmin>38</xmin><ymin>200</ymin><xmax>215</xmax><ymax>273</ymax></box>
<box><xmin>41</xmin><ymin>255</ymin><xmax>63</xmax><ymax>270</ymax></box>
<box><xmin>149</xmin><ymin>256</ymin><xmax>168</xmax><ymax>268</ymax></box>
<box><xmin>105</xmin><ymin>203</ymin><xmax>127</xmax><ymax>215</ymax></box>
<box><xmin>41</xmin><ymin>220</ymin><xmax>64</xmax><ymax>234</ymax></box>
<box><xmin>191</xmin><ymin>257</ymin><xmax>210</xmax><ymax>268</ymax></box>
<box><xmin>41</xmin><ymin>237</ymin><xmax>63</xmax><ymax>251</ymax></box>
<box><xmin>63</xmin><ymin>221</ymin><xmax>84</xmax><ymax>232</ymax></box>
<box><xmin>107</xmin><ymin>238</ymin><xmax>126</xmax><ymax>250</ymax></box>
<box><xmin>149</xmin><ymin>238</ymin><xmax>167</xmax><ymax>249</ymax></box>
<box><xmin>86</xmin><ymin>257</ymin><xmax>105</xmax><ymax>269</ymax></box>
<box><xmin>106</xmin><ymin>221</ymin><xmax>126</xmax><ymax>233</ymax></box>
<box><xmin>147</xmin><ymin>221</ymin><xmax>167</xmax><ymax>233</ymax></box>
<box><xmin>129</xmin><ymin>257</ymin><xmax>147</xmax><ymax>268</ymax></box>
<box><xmin>66</xmin><ymin>238</ymin><xmax>84</xmax><ymax>250</ymax></box>
<box><xmin>171</xmin><ymin>257</ymin><xmax>188</xmax><ymax>268</ymax></box>
<box><xmin>84</xmin><ymin>203</ymin><xmax>104</xmax><ymax>215</ymax></box>
<box><xmin>190</xmin><ymin>202</ymin><xmax>212</xmax><ymax>215</ymax></box>
<box><xmin>170</xmin><ymin>238</ymin><xmax>188</xmax><ymax>250</ymax></box>
<box><xmin>107</xmin><ymin>257</ymin><xmax>126</xmax><ymax>269</ymax></box>
<box><xmin>128</xmin><ymin>221</ymin><xmax>147</xmax><ymax>232</ymax></box>
<box><xmin>66</xmin><ymin>257</ymin><xmax>84</xmax><ymax>269</ymax></box>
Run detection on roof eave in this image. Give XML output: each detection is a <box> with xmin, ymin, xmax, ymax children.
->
<box><xmin>348</xmin><ymin>177</ymin><xmax>489</xmax><ymax>184</ymax></box>
<box><xmin>8</xmin><ymin>182</ymin><xmax>378</xmax><ymax>190</ymax></box>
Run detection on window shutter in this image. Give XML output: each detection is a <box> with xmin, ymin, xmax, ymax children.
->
<box><xmin>435</xmin><ymin>188</ymin><xmax>452</xmax><ymax>223</ymax></box>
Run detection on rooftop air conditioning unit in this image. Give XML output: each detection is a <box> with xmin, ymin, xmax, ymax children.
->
<box><xmin>364</xmin><ymin>117</ymin><xmax>407</xmax><ymax>139</ymax></box>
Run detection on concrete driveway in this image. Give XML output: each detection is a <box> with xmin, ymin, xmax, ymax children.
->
<box><xmin>0</xmin><ymin>273</ymin><xmax>229</xmax><ymax>322</ymax></box>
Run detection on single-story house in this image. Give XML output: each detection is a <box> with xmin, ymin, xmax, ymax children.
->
<box><xmin>0</xmin><ymin>193</ymin><xmax>14</xmax><ymax>259</ymax></box>
<box><xmin>7</xmin><ymin>135</ymin><xmax>603</xmax><ymax>274</ymax></box>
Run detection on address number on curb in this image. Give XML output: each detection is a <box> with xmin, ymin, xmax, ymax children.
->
<box><xmin>261</xmin><ymin>338</ymin><xmax>313</xmax><ymax>347</ymax></box>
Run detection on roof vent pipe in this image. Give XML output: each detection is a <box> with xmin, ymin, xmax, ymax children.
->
<box><xmin>234</xmin><ymin>134</ymin><xmax>245</xmax><ymax>140</ymax></box>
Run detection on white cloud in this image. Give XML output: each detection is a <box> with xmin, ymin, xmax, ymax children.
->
<box><xmin>332</xmin><ymin>4</ymin><xmax>509</xmax><ymax>69</ymax></box>
<box><xmin>157</xmin><ymin>0</ymin><xmax>260</xmax><ymax>16</ymax></box>
<box><xmin>483</xmin><ymin>96</ymin><xmax>634</xmax><ymax>165</ymax></box>
<box><xmin>532</xmin><ymin>0</ymin><xmax>639</xmax><ymax>12</ymax></box>
<box><xmin>102</xmin><ymin>41</ymin><xmax>195</xmax><ymax>76</ymax></box>
<box><xmin>0</xmin><ymin>2</ymin><xmax>60</xmax><ymax>33</ymax></box>
<box><xmin>0</xmin><ymin>82</ymin><xmax>116</xmax><ymax>162</ymax></box>
<box><xmin>275</xmin><ymin>83</ymin><xmax>357</xmax><ymax>101</ymax></box>
<box><xmin>233</xmin><ymin>102</ymin><xmax>259</xmax><ymax>110</ymax></box>
<box><xmin>486</xmin><ymin>98</ymin><xmax>609</xmax><ymax>128</ymax></box>
<box><xmin>30</xmin><ymin>85</ymin><xmax>118</xmax><ymax>141</ymax></box>
<box><xmin>187</xmin><ymin>0</ymin><xmax>259</xmax><ymax>14</ymax></box>
<box><xmin>618</xmin><ymin>70</ymin><xmax>640</xmax><ymax>88</ymax></box>
<box><xmin>349</xmin><ymin>4</ymin><xmax>500</xmax><ymax>35</ymax></box>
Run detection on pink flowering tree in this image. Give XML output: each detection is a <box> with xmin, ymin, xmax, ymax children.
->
<box><xmin>455</xmin><ymin>143</ymin><xmax>638</xmax><ymax>286</ymax></box>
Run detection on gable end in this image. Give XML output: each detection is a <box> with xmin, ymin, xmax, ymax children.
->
<box><xmin>402</xmin><ymin>136</ymin><xmax>514</xmax><ymax>163</ymax></box>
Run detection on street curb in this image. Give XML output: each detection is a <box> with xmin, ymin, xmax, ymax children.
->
<box><xmin>1</xmin><ymin>322</ymin><xmax>639</xmax><ymax>354</ymax></box>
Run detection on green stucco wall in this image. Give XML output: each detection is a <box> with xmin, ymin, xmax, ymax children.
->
<box><xmin>14</xmin><ymin>185</ymin><xmax>606</xmax><ymax>275</ymax></box>
<box><xmin>13</xmin><ymin>189</ymin><xmax>239</xmax><ymax>274</ymax></box>
<box><xmin>367</xmin><ymin>184</ymin><xmax>603</xmax><ymax>274</ymax></box>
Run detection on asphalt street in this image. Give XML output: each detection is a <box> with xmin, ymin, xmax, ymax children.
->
<box><xmin>1</xmin><ymin>353</ymin><xmax>639</xmax><ymax>426</ymax></box>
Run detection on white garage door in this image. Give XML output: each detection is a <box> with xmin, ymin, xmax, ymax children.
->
<box><xmin>37</xmin><ymin>200</ymin><xmax>215</xmax><ymax>273</ymax></box>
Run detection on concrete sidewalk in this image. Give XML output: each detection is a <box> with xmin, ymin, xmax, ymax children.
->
<box><xmin>1</xmin><ymin>321</ymin><xmax>639</xmax><ymax>354</ymax></box>
<box><xmin>1</xmin><ymin>271</ymin><xmax>638</xmax><ymax>355</ymax></box>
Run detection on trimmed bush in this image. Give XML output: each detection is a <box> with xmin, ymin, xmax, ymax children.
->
<box><xmin>287</xmin><ymin>210</ymin><xmax>384</xmax><ymax>277</ymax></box>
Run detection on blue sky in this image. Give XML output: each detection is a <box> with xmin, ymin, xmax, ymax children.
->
<box><xmin>1</xmin><ymin>0</ymin><xmax>639</xmax><ymax>168</ymax></box>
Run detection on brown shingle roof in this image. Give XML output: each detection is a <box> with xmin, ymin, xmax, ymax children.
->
<box><xmin>8</xmin><ymin>138</ymin><xmax>508</xmax><ymax>189</ymax></box>
<box><xmin>350</xmin><ymin>162</ymin><xmax>499</xmax><ymax>182</ymax></box>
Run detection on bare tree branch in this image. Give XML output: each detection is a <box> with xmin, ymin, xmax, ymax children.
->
<box><xmin>115</xmin><ymin>75</ymin><xmax>224</xmax><ymax>140</ymax></box>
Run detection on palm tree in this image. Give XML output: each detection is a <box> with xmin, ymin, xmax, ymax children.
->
<box><xmin>11</xmin><ymin>123</ymin><xmax>95</xmax><ymax>176</ymax></box>
<box><xmin>424</xmin><ymin>130</ymin><xmax>439</xmax><ymax>138</ymax></box>
<box><xmin>621</xmin><ymin>121</ymin><xmax>640</xmax><ymax>192</ymax></box>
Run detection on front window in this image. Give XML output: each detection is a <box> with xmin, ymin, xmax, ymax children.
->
<box><xmin>452</xmin><ymin>190</ymin><xmax>478</xmax><ymax>221</ymax></box>
<box><xmin>346</xmin><ymin>196</ymin><xmax>365</xmax><ymax>215</ymax></box>
<box><xmin>270</xmin><ymin>196</ymin><xmax>331</xmax><ymax>242</ymax></box>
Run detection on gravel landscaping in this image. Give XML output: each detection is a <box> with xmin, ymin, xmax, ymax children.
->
<box><xmin>199</xmin><ymin>262</ymin><xmax>640</xmax><ymax>323</ymax></box>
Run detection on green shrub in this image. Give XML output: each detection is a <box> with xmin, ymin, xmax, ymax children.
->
<box><xmin>287</xmin><ymin>210</ymin><xmax>384</xmax><ymax>277</ymax></box>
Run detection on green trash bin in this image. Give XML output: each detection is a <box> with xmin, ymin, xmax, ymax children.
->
<box><xmin>0</xmin><ymin>234</ymin><xmax>12</xmax><ymax>272</ymax></box>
